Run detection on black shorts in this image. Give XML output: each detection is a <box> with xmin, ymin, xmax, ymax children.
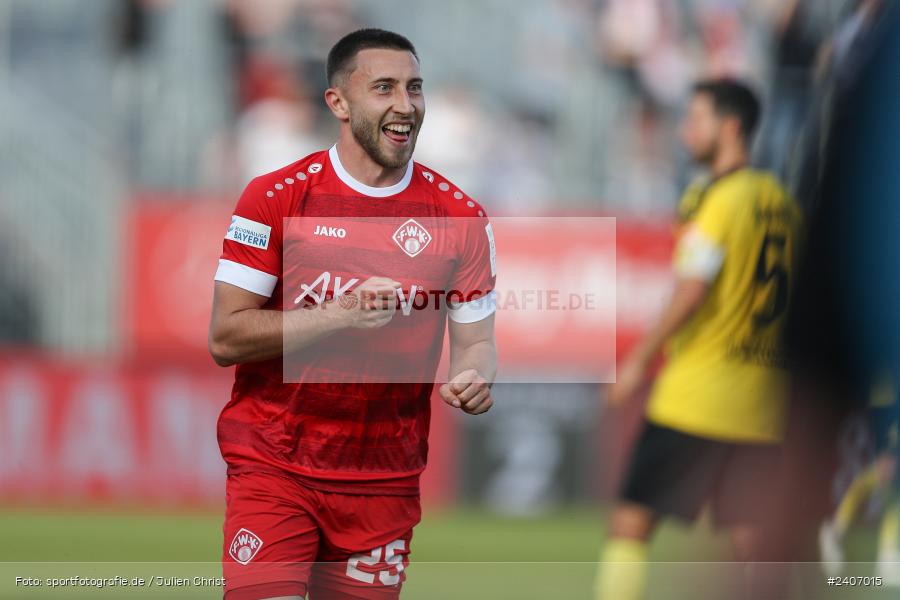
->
<box><xmin>620</xmin><ymin>422</ymin><xmax>785</xmax><ymax>527</ymax></box>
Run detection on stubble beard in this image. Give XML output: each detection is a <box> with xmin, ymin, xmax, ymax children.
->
<box><xmin>693</xmin><ymin>138</ymin><xmax>719</xmax><ymax>167</ymax></box>
<box><xmin>349</xmin><ymin>109</ymin><xmax>416</xmax><ymax>170</ymax></box>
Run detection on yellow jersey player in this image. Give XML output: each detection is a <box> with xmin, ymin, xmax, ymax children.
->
<box><xmin>596</xmin><ymin>79</ymin><xmax>803</xmax><ymax>600</ymax></box>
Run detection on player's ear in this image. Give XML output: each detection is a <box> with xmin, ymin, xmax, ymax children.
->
<box><xmin>324</xmin><ymin>86</ymin><xmax>350</xmax><ymax>122</ymax></box>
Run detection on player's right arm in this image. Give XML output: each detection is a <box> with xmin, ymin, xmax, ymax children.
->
<box><xmin>209</xmin><ymin>282</ymin><xmax>321</xmax><ymax>367</ymax></box>
<box><xmin>208</xmin><ymin>175</ymin><xmax>400</xmax><ymax>367</ymax></box>
<box><xmin>209</xmin><ymin>278</ymin><xmax>402</xmax><ymax>367</ymax></box>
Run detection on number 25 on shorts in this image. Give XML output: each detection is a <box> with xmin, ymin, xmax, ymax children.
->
<box><xmin>346</xmin><ymin>539</ymin><xmax>407</xmax><ymax>586</ymax></box>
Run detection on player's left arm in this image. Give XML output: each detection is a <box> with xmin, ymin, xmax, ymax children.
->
<box><xmin>440</xmin><ymin>313</ymin><xmax>497</xmax><ymax>415</ymax></box>
<box><xmin>440</xmin><ymin>190</ymin><xmax>498</xmax><ymax>414</ymax></box>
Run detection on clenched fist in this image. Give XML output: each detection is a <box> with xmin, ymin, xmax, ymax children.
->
<box><xmin>440</xmin><ymin>369</ymin><xmax>493</xmax><ymax>415</ymax></box>
<box><xmin>340</xmin><ymin>276</ymin><xmax>402</xmax><ymax>329</ymax></box>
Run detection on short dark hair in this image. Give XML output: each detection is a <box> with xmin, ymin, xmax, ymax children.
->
<box><xmin>326</xmin><ymin>28</ymin><xmax>418</xmax><ymax>86</ymax></box>
<box><xmin>693</xmin><ymin>79</ymin><xmax>762</xmax><ymax>139</ymax></box>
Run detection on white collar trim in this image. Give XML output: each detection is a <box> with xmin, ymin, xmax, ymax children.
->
<box><xmin>328</xmin><ymin>144</ymin><xmax>413</xmax><ymax>197</ymax></box>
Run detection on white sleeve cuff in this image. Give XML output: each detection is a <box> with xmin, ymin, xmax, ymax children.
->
<box><xmin>674</xmin><ymin>227</ymin><xmax>725</xmax><ymax>281</ymax></box>
<box><xmin>448</xmin><ymin>290</ymin><xmax>497</xmax><ymax>323</ymax></box>
<box><xmin>214</xmin><ymin>259</ymin><xmax>278</xmax><ymax>297</ymax></box>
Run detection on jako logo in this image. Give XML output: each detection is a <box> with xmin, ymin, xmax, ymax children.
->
<box><xmin>229</xmin><ymin>528</ymin><xmax>263</xmax><ymax>565</ymax></box>
<box><xmin>314</xmin><ymin>225</ymin><xmax>347</xmax><ymax>238</ymax></box>
<box><xmin>393</xmin><ymin>219</ymin><xmax>432</xmax><ymax>258</ymax></box>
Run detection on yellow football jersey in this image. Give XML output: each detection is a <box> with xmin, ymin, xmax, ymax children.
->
<box><xmin>646</xmin><ymin>168</ymin><xmax>803</xmax><ymax>443</ymax></box>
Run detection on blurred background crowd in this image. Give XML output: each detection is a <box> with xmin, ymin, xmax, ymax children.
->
<box><xmin>0</xmin><ymin>0</ymin><xmax>883</xmax><ymax>353</ymax></box>
<box><xmin>0</xmin><ymin>0</ymin><xmax>882</xmax><ymax>355</ymax></box>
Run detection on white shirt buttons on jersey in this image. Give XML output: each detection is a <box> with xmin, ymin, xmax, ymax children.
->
<box><xmin>453</xmin><ymin>191</ymin><xmax>463</xmax><ymax>200</ymax></box>
<box><xmin>296</xmin><ymin>172</ymin><xmax>307</xmax><ymax>181</ymax></box>
<box><xmin>438</xmin><ymin>182</ymin><xmax>450</xmax><ymax>191</ymax></box>
<box><xmin>266</xmin><ymin>191</ymin><xmax>274</xmax><ymax>198</ymax></box>
<box><xmin>285</xmin><ymin>178</ymin><xmax>294</xmax><ymax>184</ymax></box>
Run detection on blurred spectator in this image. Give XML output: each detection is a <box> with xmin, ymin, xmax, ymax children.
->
<box><xmin>755</xmin><ymin>0</ymin><xmax>828</xmax><ymax>176</ymax></box>
<box><xmin>224</xmin><ymin>0</ymin><xmax>360</xmax><ymax>98</ymax></box>
<box><xmin>601</xmin><ymin>106</ymin><xmax>680</xmax><ymax>216</ymax></box>
<box><xmin>481</xmin><ymin>108</ymin><xmax>556</xmax><ymax>215</ymax></box>
<box><xmin>598</xmin><ymin>0</ymin><xmax>693</xmax><ymax>108</ymax></box>
<box><xmin>787</xmin><ymin>0</ymin><xmax>887</xmax><ymax>214</ymax></box>
<box><xmin>112</xmin><ymin>0</ymin><xmax>234</xmax><ymax>189</ymax></box>
<box><xmin>515</xmin><ymin>0</ymin><xmax>597</xmax><ymax>116</ymax></box>
<box><xmin>233</xmin><ymin>56</ymin><xmax>327</xmax><ymax>185</ymax></box>
<box><xmin>413</xmin><ymin>86</ymin><xmax>492</xmax><ymax>197</ymax></box>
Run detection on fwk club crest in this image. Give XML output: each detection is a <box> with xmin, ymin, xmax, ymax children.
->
<box><xmin>393</xmin><ymin>219</ymin><xmax>432</xmax><ymax>258</ymax></box>
<box><xmin>229</xmin><ymin>528</ymin><xmax>264</xmax><ymax>565</ymax></box>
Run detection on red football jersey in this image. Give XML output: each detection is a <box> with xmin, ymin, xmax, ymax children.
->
<box><xmin>214</xmin><ymin>145</ymin><xmax>496</xmax><ymax>495</ymax></box>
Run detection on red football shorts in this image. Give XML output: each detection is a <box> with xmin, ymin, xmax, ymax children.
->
<box><xmin>222</xmin><ymin>470</ymin><xmax>421</xmax><ymax>599</ymax></box>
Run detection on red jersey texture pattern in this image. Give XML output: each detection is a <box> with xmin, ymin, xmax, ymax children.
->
<box><xmin>215</xmin><ymin>146</ymin><xmax>496</xmax><ymax>496</ymax></box>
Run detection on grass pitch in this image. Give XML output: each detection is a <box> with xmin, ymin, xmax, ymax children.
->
<box><xmin>0</xmin><ymin>505</ymin><xmax>889</xmax><ymax>599</ymax></box>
